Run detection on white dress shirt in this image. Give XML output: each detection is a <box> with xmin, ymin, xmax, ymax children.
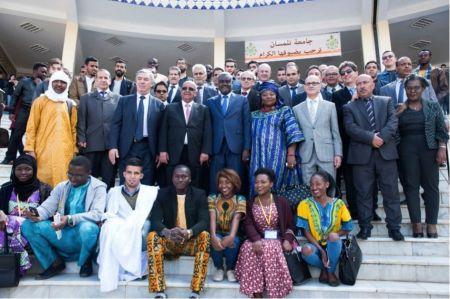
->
<box><xmin>306</xmin><ymin>93</ymin><xmax>322</xmax><ymax>123</ymax></box>
<box><xmin>86</xmin><ymin>75</ymin><xmax>95</xmax><ymax>93</ymax></box>
<box><xmin>136</xmin><ymin>93</ymin><xmax>150</xmax><ymax>137</ymax></box>
<box><xmin>395</xmin><ymin>79</ymin><xmax>406</xmax><ymax>102</ymax></box>
<box><xmin>182</xmin><ymin>101</ymin><xmax>192</xmax><ymax>144</ymax></box>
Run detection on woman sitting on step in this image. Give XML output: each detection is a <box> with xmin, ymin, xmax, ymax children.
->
<box><xmin>0</xmin><ymin>154</ymin><xmax>52</xmax><ymax>274</ymax></box>
<box><xmin>297</xmin><ymin>170</ymin><xmax>353</xmax><ymax>287</ymax></box>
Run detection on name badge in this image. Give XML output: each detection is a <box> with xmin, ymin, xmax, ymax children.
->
<box><xmin>264</xmin><ymin>230</ymin><xmax>278</xmax><ymax>239</ymax></box>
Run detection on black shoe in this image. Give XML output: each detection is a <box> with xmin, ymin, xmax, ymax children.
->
<box><xmin>79</xmin><ymin>259</ymin><xmax>93</xmax><ymax>277</ymax></box>
<box><xmin>427</xmin><ymin>232</ymin><xmax>438</xmax><ymax>238</ymax></box>
<box><xmin>400</xmin><ymin>199</ymin><xmax>407</xmax><ymax>205</ymax></box>
<box><xmin>388</xmin><ymin>230</ymin><xmax>405</xmax><ymax>241</ymax></box>
<box><xmin>372</xmin><ymin>212</ymin><xmax>382</xmax><ymax>221</ymax></box>
<box><xmin>35</xmin><ymin>261</ymin><xmax>65</xmax><ymax>280</ymax></box>
<box><xmin>0</xmin><ymin>159</ymin><xmax>13</xmax><ymax>165</ymax></box>
<box><xmin>412</xmin><ymin>232</ymin><xmax>424</xmax><ymax>238</ymax></box>
<box><xmin>356</xmin><ymin>228</ymin><xmax>371</xmax><ymax>240</ymax></box>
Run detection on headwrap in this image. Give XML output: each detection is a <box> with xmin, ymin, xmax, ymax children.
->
<box><xmin>258</xmin><ymin>81</ymin><xmax>284</xmax><ymax>109</ymax></box>
<box><xmin>11</xmin><ymin>155</ymin><xmax>41</xmax><ymax>201</ymax></box>
<box><xmin>44</xmin><ymin>70</ymin><xmax>70</xmax><ymax>102</ymax></box>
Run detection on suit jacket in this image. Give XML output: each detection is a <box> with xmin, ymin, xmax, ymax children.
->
<box><xmin>196</xmin><ymin>85</ymin><xmax>217</xmax><ymax>105</ymax></box>
<box><xmin>279</xmin><ymin>83</ymin><xmax>305</xmax><ymax>107</ymax></box>
<box><xmin>331</xmin><ymin>86</ymin><xmax>353</xmax><ymax>156</ymax></box>
<box><xmin>293</xmin><ymin>89</ymin><xmax>332</xmax><ymax>106</ymax></box>
<box><xmin>159</xmin><ymin>101</ymin><xmax>212</xmax><ymax>166</ymax></box>
<box><xmin>68</xmin><ymin>75</ymin><xmax>96</xmax><ymax>104</ymax></box>
<box><xmin>343</xmin><ymin>96</ymin><xmax>398</xmax><ymax>165</ymax></box>
<box><xmin>429</xmin><ymin>68</ymin><xmax>449</xmax><ymax>100</ymax></box>
<box><xmin>77</xmin><ymin>90</ymin><xmax>120</xmax><ymax>153</ymax></box>
<box><xmin>293</xmin><ymin>99</ymin><xmax>342</xmax><ymax>163</ymax></box>
<box><xmin>168</xmin><ymin>85</ymin><xmax>182</xmax><ymax>103</ymax></box>
<box><xmin>109</xmin><ymin>77</ymin><xmax>135</xmax><ymax>96</ymax></box>
<box><xmin>108</xmin><ymin>94</ymin><xmax>165</xmax><ymax>158</ymax></box>
<box><xmin>150</xmin><ymin>186</ymin><xmax>209</xmax><ymax>237</ymax></box>
<box><xmin>380</xmin><ymin>79</ymin><xmax>438</xmax><ymax>106</ymax></box>
<box><xmin>205</xmin><ymin>93</ymin><xmax>251</xmax><ymax>155</ymax></box>
<box><xmin>236</xmin><ymin>89</ymin><xmax>260</xmax><ymax>112</ymax></box>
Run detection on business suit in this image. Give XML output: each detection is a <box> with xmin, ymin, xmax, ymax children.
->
<box><xmin>343</xmin><ymin>95</ymin><xmax>402</xmax><ymax>231</ymax></box>
<box><xmin>108</xmin><ymin>93</ymin><xmax>165</xmax><ymax>185</ymax></box>
<box><xmin>279</xmin><ymin>83</ymin><xmax>304</xmax><ymax>107</ymax></box>
<box><xmin>148</xmin><ymin>185</ymin><xmax>210</xmax><ymax>293</ymax></box>
<box><xmin>159</xmin><ymin>101</ymin><xmax>212</xmax><ymax>187</ymax></box>
<box><xmin>195</xmin><ymin>85</ymin><xmax>217</xmax><ymax>105</ymax></box>
<box><xmin>205</xmin><ymin>93</ymin><xmax>251</xmax><ymax>192</ymax></box>
<box><xmin>380</xmin><ymin>79</ymin><xmax>438</xmax><ymax>106</ymax></box>
<box><xmin>167</xmin><ymin>84</ymin><xmax>182</xmax><ymax>103</ymax></box>
<box><xmin>293</xmin><ymin>89</ymin><xmax>332</xmax><ymax>106</ymax></box>
<box><xmin>293</xmin><ymin>98</ymin><xmax>342</xmax><ymax>184</ymax></box>
<box><xmin>109</xmin><ymin>77</ymin><xmax>134</xmax><ymax>96</ymax></box>
<box><xmin>236</xmin><ymin>89</ymin><xmax>260</xmax><ymax>112</ymax></box>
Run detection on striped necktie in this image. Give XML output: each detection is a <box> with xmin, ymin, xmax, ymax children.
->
<box><xmin>365</xmin><ymin>98</ymin><xmax>376</xmax><ymax>130</ymax></box>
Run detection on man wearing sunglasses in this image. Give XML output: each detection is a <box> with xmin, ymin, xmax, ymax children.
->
<box><xmin>377</xmin><ymin>50</ymin><xmax>398</xmax><ymax>88</ymax></box>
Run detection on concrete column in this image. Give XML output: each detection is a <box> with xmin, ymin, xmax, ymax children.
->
<box><xmin>361</xmin><ymin>23</ymin><xmax>377</xmax><ymax>64</ymax></box>
<box><xmin>62</xmin><ymin>21</ymin><xmax>78</xmax><ymax>76</ymax></box>
<box><xmin>376</xmin><ymin>20</ymin><xmax>393</xmax><ymax>68</ymax></box>
<box><xmin>214</xmin><ymin>37</ymin><xmax>225</xmax><ymax>69</ymax></box>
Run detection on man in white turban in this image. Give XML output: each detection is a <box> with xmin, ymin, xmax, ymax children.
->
<box><xmin>25</xmin><ymin>71</ymin><xmax>78</xmax><ymax>187</ymax></box>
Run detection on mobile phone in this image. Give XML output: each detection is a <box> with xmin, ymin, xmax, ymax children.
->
<box><xmin>28</xmin><ymin>206</ymin><xmax>39</xmax><ymax>217</ymax></box>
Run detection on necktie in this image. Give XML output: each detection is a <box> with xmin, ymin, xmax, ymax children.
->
<box><xmin>290</xmin><ymin>87</ymin><xmax>297</xmax><ymax>100</ymax></box>
<box><xmin>365</xmin><ymin>99</ymin><xmax>376</xmax><ymax>130</ymax></box>
<box><xmin>331</xmin><ymin>87</ymin><xmax>336</xmax><ymax>93</ymax></box>
<box><xmin>185</xmin><ymin>103</ymin><xmax>191</xmax><ymax>122</ymax></box>
<box><xmin>221</xmin><ymin>95</ymin><xmax>228</xmax><ymax>115</ymax></box>
<box><xmin>135</xmin><ymin>96</ymin><xmax>145</xmax><ymax>141</ymax></box>
<box><xmin>309</xmin><ymin>100</ymin><xmax>316</xmax><ymax>122</ymax></box>
<box><xmin>99</xmin><ymin>91</ymin><xmax>105</xmax><ymax>98</ymax></box>
<box><xmin>168</xmin><ymin>85</ymin><xmax>175</xmax><ymax>102</ymax></box>
<box><xmin>398</xmin><ymin>80</ymin><xmax>405</xmax><ymax>104</ymax></box>
<box><xmin>242</xmin><ymin>91</ymin><xmax>248</xmax><ymax>96</ymax></box>
<box><xmin>197</xmin><ymin>86</ymin><xmax>203</xmax><ymax>104</ymax></box>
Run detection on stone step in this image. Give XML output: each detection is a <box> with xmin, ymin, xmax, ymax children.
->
<box><xmin>375</xmin><ymin>204</ymin><xmax>449</xmax><ymax>220</ymax></box>
<box><xmin>352</xmin><ymin>219</ymin><xmax>449</xmax><ymax>237</ymax></box>
<box><xmin>3</xmin><ymin>274</ymin><xmax>448</xmax><ymax>298</ymax></box>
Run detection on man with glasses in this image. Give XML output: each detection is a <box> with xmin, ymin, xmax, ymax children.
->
<box><xmin>293</xmin><ymin>75</ymin><xmax>342</xmax><ymax>185</ymax></box>
<box><xmin>294</xmin><ymin>65</ymin><xmax>332</xmax><ymax>105</ymax></box>
<box><xmin>324</xmin><ymin>65</ymin><xmax>343</xmax><ymax>94</ymax></box>
<box><xmin>237</xmin><ymin>70</ymin><xmax>260</xmax><ymax>111</ymax></box>
<box><xmin>153</xmin><ymin>81</ymin><xmax>169</xmax><ymax>106</ymax></box>
<box><xmin>377</xmin><ymin>51</ymin><xmax>398</xmax><ymax>88</ymax></box>
<box><xmin>279</xmin><ymin>65</ymin><xmax>304</xmax><ymax>107</ymax></box>
<box><xmin>21</xmin><ymin>156</ymin><xmax>107</xmax><ymax>279</ymax></box>
<box><xmin>192</xmin><ymin>64</ymin><xmax>217</xmax><ymax>104</ymax></box>
<box><xmin>166</xmin><ymin>66</ymin><xmax>182</xmax><ymax>103</ymax></box>
<box><xmin>158</xmin><ymin>81</ymin><xmax>212</xmax><ymax>188</ymax></box>
<box><xmin>205</xmin><ymin>72</ymin><xmax>251</xmax><ymax>193</ymax></box>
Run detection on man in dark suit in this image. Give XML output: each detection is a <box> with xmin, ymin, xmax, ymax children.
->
<box><xmin>252</xmin><ymin>63</ymin><xmax>278</xmax><ymax>91</ymax></box>
<box><xmin>167</xmin><ymin>66</ymin><xmax>182</xmax><ymax>103</ymax></box>
<box><xmin>109</xmin><ymin>59</ymin><xmax>134</xmax><ymax>96</ymax></box>
<box><xmin>278</xmin><ymin>65</ymin><xmax>304</xmax><ymax>107</ymax></box>
<box><xmin>78</xmin><ymin>69</ymin><xmax>120</xmax><ymax>189</ymax></box>
<box><xmin>147</xmin><ymin>165</ymin><xmax>210</xmax><ymax>299</ymax></box>
<box><xmin>159</xmin><ymin>80</ymin><xmax>212</xmax><ymax>188</ymax></box>
<box><xmin>343</xmin><ymin>74</ymin><xmax>403</xmax><ymax>241</ymax></box>
<box><xmin>176</xmin><ymin>58</ymin><xmax>193</xmax><ymax>87</ymax></box>
<box><xmin>236</xmin><ymin>70</ymin><xmax>260</xmax><ymax>112</ymax></box>
<box><xmin>108</xmin><ymin>69</ymin><xmax>165</xmax><ymax>185</ymax></box>
<box><xmin>324</xmin><ymin>65</ymin><xmax>344</xmax><ymax>94</ymax></box>
<box><xmin>192</xmin><ymin>64</ymin><xmax>217</xmax><ymax>104</ymax></box>
<box><xmin>205</xmin><ymin>72</ymin><xmax>251</xmax><ymax>193</ymax></box>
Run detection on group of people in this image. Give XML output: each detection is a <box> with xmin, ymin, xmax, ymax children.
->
<box><xmin>0</xmin><ymin>48</ymin><xmax>447</xmax><ymax>297</ymax></box>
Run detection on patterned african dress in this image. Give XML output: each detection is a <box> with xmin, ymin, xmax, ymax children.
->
<box><xmin>297</xmin><ymin>197</ymin><xmax>353</xmax><ymax>246</ymax></box>
<box><xmin>0</xmin><ymin>190</ymin><xmax>41</xmax><ymax>274</ymax></box>
<box><xmin>235</xmin><ymin>202</ymin><xmax>292</xmax><ymax>298</ymax></box>
<box><xmin>250</xmin><ymin>106</ymin><xmax>304</xmax><ymax>196</ymax></box>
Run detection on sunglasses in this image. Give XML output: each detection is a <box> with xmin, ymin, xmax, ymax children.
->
<box><xmin>382</xmin><ymin>54</ymin><xmax>394</xmax><ymax>60</ymax></box>
<box><xmin>340</xmin><ymin>69</ymin><xmax>353</xmax><ymax>76</ymax></box>
<box><xmin>326</xmin><ymin>72</ymin><xmax>339</xmax><ymax>76</ymax></box>
<box><xmin>155</xmin><ymin>90</ymin><xmax>167</xmax><ymax>94</ymax></box>
<box><xmin>182</xmin><ymin>87</ymin><xmax>196</xmax><ymax>91</ymax></box>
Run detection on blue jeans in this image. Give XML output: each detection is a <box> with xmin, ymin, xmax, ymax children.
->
<box><xmin>301</xmin><ymin>239</ymin><xmax>342</xmax><ymax>273</ymax></box>
<box><xmin>22</xmin><ymin>219</ymin><xmax>99</xmax><ymax>270</ymax></box>
<box><xmin>210</xmin><ymin>233</ymin><xmax>240</xmax><ymax>270</ymax></box>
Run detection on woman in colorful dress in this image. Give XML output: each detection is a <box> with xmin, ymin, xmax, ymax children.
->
<box><xmin>297</xmin><ymin>170</ymin><xmax>353</xmax><ymax>286</ymax></box>
<box><xmin>235</xmin><ymin>168</ymin><xmax>294</xmax><ymax>298</ymax></box>
<box><xmin>249</xmin><ymin>82</ymin><xmax>304</xmax><ymax>197</ymax></box>
<box><xmin>0</xmin><ymin>155</ymin><xmax>52</xmax><ymax>274</ymax></box>
<box><xmin>209</xmin><ymin>169</ymin><xmax>246</xmax><ymax>282</ymax></box>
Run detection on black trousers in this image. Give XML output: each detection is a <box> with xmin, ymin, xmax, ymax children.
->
<box><xmin>166</xmin><ymin>145</ymin><xmax>201</xmax><ymax>188</ymax></box>
<box><xmin>336</xmin><ymin>161</ymin><xmax>358</xmax><ymax>218</ymax></box>
<box><xmin>119</xmin><ymin>140</ymin><xmax>155</xmax><ymax>186</ymax></box>
<box><xmin>399</xmin><ymin>137</ymin><xmax>439</xmax><ymax>224</ymax></box>
<box><xmin>5</xmin><ymin>107</ymin><xmax>29</xmax><ymax>162</ymax></box>
<box><xmin>352</xmin><ymin>150</ymin><xmax>402</xmax><ymax>230</ymax></box>
<box><xmin>84</xmin><ymin>151</ymin><xmax>117</xmax><ymax>189</ymax></box>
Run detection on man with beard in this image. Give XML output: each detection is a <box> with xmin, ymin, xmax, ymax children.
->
<box><xmin>176</xmin><ymin>57</ymin><xmax>193</xmax><ymax>87</ymax></box>
<box><xmin>109</xmin><ymin>59</ymin><xmax>135</xmax><ymax>96</ymax></box>
<box><xmin>69</xmin><ymin>56</ymin><xmax>99</xmax><ymax>104</ymax></box>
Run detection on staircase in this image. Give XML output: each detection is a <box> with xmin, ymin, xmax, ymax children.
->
<box><xmin>0</xmin><ymin>114</ymin><xmax>448</xmax><ymax>298</ymax></box>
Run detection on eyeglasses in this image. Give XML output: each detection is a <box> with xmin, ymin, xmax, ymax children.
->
<box><xmin>340</xmin><ymin>69</ymin><xmax>353</xmax><ymax>76</ymax></box>
<box><xmin>326</xmin><ymin>73</ymin><xmax>339</xmax><ymax>77</ymax></box>
<box><xmin>155</xmin><ymin>89</ymin><xmax>167</xmax><ymax>94</ymax></box>
<box><xmin>382</xmin><ymin>54</ymin><xmax>394</xmax><ymax>60</ymax></box>
<box><xmin>241</xmin><ymin>77</ymin><xmax>254</xmax><ymax>81</ymax></box>
<box><xmin>305</xmin><ymin>82</ymin><xmax>321</xmax><ymax>86</ymax></box>
<box><xmin>182</xmin><ymin>87</ymin><xmax>196</xmax><ymax>91</ymax></box>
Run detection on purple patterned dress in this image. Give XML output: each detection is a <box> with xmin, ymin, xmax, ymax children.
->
<box><xmin>0</xmin><ymin>190</ymin><xmax>40</xmax><ymax>274</ymax></box>
<box><xmin>235</xmin><ymin>202</ymin><xmax>293</xmax><ymax>298</ymax></box>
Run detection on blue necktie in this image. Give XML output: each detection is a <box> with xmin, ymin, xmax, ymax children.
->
<box><xmin>99</xmin><ymin>91</ymin><xmax>105</xmax><ymax>98</ymax></box>
<box><xmin>168</xmin><ymin>85</ymin><xmax>175</xmax><ymax>102</ymax></box>
<box><xmin>135</xmin><ymin>95</ymin><xmax>145</xmax><ymax>141</ymax></box>
<box><xmin>221</xmin><ymin>95</ymin><xmax>228</xmax><ymax>115</ymax></box>
<box><xmin>398</xmin><ymin>80</ymin><xmax>405</xmax><ymax>104</ymax></box>
<box><xmin>290</xmin><ymin>86</ymin><xmax>296</xmax><ymax>100</ymax></box>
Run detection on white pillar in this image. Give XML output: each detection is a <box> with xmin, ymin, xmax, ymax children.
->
<box><xmin>214</xmin><ymin>38</ymin><xmax>225</xmax><ymax>69</ymax></box>
<box><xmin>62</xmin><ymin>21</ymin><xmax>78</xmax><ymax>76</ymax></box>
<box><xmin>361</xmin><ymin>23</ymin><xmax>377</xmax><ymax>64</ymax></box>
<box><xmin>377</xmin><ymin>20</ymin><xmax>392</xmax><ymax>69</ymax></box>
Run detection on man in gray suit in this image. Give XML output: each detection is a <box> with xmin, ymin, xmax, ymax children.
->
<box><xmin>77</xmin><ymin>69</ymin><xmax>120</xmax><ymax>188</ymax></box>
<box><xmin>293</xmin><ymin>75</ymin><xmax>342</xmax><ymax>185</ymax></box>
<box><xmin>279</xmin><ymin>65</ymin><xmax>304</xmax><ymax>107</ymax></box>
<box><xmin>344</xmin><ymin>74</ymin><xmax>403</xmax><ymax>241</ymax></box>
<box><xmin>380</xmin><ymin>56</ymin><xmax>437</xmax><ymax>106</ymax></box>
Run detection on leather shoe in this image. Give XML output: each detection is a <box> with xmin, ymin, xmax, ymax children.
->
<box><xmin>372</xmin><ymin>212</ymin><xmax>382</xmax><ymax>221</ymax></box>
<box><xmin>388</xmin><ymin>229</ymin><xmax>405</xmax><ymax>241</ymax></box>
<box><xmin>79</xmin><ymin>259</ymin><xmax>93</xmax><ymax>277</ymax></box>
<box><xmin>356</xmin><ymin>228</ymin><xmax>371</xmax><ymax>240</ymax></box>
<box><xmin>35</xmin><ymin>261</ymin><xmax>65</xmax><ymax>280</ymax></box>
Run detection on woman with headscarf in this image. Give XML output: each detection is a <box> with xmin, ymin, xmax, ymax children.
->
<box><xmin>249</xmin><ymin>82</ymin><xmax>304</xmax><ymax>197</ymax></box>
<box><xmin>25</xmin><ymin>70</ymin><xmax>78</xmax><ymax>187</ymax></box>
<box><xmin>0</xmin><ymin>155</ymin><xmax>52</xmax><ymax>274</ymax></box>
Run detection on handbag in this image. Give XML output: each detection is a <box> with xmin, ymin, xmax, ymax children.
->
<box><xmin>339</xmin><ymin>234</ymin><xmax>362</xmax><ymax>285</ymax></box>
<box><xmin>283</xmin><ymin>231</ymin><xmax>311</xmax><ymax>285</ymax></box>
<box><xmin>0</xmin><ymin>227</ymin><xmax>20</xmax><ymax>288</ymax></box>
<box><xmin>0</xmin><ymin>128</ymin><xmax>9</xmax><ymax>148</ymax></box>
<box><xmin>279</xmin><ymin>167</ymin><xmax>311</xmax><ymax>210</ymax></box>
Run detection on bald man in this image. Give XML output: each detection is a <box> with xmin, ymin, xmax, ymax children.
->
<box><xmin>343</xmin><ymin>74</ymin><xmax>403</xmax><ymax>241</ymax></box>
